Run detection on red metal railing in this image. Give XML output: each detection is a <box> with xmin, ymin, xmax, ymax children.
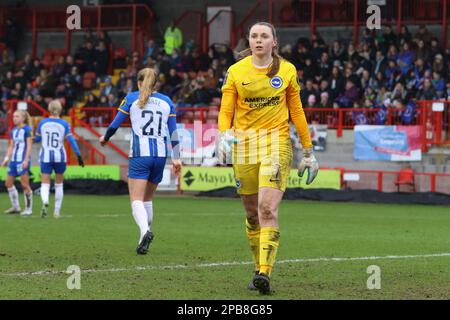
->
<box><xmin>80</xmin><ymin>106</ymin><xmax>212</xmax><ymax>126</ymax></box>
<box><xmin>82</xmin><ymin>107</ymin><xmax>130</xmax><ymax>127</ymax></box>
<box><xmin>5</xmin><ymin>101</ymin><xmax>449</xmax><ymax>151</ymax></box>
<box><xmin>2</xmin><ymin>99</ymin><xmax>106</xmax><ymax>165</ymax></box>
<box><xmin>66</xmin><ymin>131</ymin><xmax>106</xmax><ymax>165</ymax></box>
<box><xmin>338</xmin><ymin>168</ymin><xmax>450</xmax><ymax>194</ymax></box>
<box><xmin>53</xmin><ymin>101</ymin><xmax>450</xmax><ymax>152</ymax></box>
<box><xmin>69</xmin><ymin>108</ymin><xmax>128</xmax><ymax>159</ymax></box>
<box><xmin>303</xmin><ymin>106</ymin><xmax>422</xmax><ymax>138</ymax></box>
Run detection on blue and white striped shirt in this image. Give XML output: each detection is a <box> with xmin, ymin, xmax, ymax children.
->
<box><xmin>11</xmin><ymin>125</ymin><xmax>32</xmax><ymax>162</ymax></box>
<box><xmin>36</xmin><ymin>118</ymin><xmax>72</xmax><ymax>163</ymax></box>
<box><xmin>118</xmin><ymin>91</ymin><xmax>176</xmax><ymax>158</ymax></box>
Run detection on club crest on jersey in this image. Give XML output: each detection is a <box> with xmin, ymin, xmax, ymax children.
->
<box><xmin>270</xmin><ymin>76</ymin><xmax>283</xmax><ymax>89</ymax></box>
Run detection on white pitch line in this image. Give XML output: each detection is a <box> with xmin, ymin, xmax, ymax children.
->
<box><xmin>15</xmin><ymin>214</ymin><xmax>123</xmax><ymax>219</ymax></box>
<box><xmin>2</xmin><ymin>252</ymin><xmax>450</xmax><ymax>278</ymax></box>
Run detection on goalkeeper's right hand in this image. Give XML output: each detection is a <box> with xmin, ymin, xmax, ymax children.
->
<box><xmin>216</xmin><ymin>130</ymin><xmax>237</xmax><ymax>165</ymax></box>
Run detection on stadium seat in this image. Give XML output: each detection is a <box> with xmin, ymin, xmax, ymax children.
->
<box><xmin>182</xmin><ymin>111</ymin><xmax>194</xmax><ymax>121</ymax></box>
<box><xmin>211</xmin><ymin>98</ymin><xmax>221</xmax><ymax>106</ymax></box>
<box><xmin>84</xmin><ymin>72</ymin><xmax>97</xmax><ymax>80</ymax></box>
<box><xmin>111</xmin><ymin>75</ymin><xmax>119</xmax><ymax>85</ymax></box>
<box><xmin>193</xmin><ymin>110</ymin><xmax>205</xmax><ymax>121</ymax></box>
<box><xmin>15</xmin><ymin>59</ymin><xmax>24</xmax><ymax>68</ymax></box>
<box><xmin>114</xmin><ymin>47</ymin><xmax>127</xmax><ymax>59</ymax></box>
<box><xmin>113</xmin><ymin>68</ymin><xmax>126</xmax><ymax>76</ymax></box>
<box><xmin>207</xmin><ymin>109</ymin><xmax>219</xmax><ymax>120</ymax></box>
<box><xmin>91</xmin><ymin>89</ymin><xmax>101</xmax><ymax>97</ymax></box>
<box><xmin>82</xmin><ymin>73</ymin><xmax>96</xmax><ymax>89</ymax></box>
<box><xmin>394</xmin><ymin>169</ymin><xmax>415</xmax><ymax>192</ymax></box>
<box><xmin>82</xmin><ymin>79</ymin><xmax>94</xmax><ymax>89</ymax></box>
<box><xmin>113</xmin><ymin>48</ymin><xmax>127</xmax><ymax>69</ymax></box>
<box><xmin>41</xmin><ymin>55</ymin><xmax>53</xmax><ymax>68</ymax></box>
<box><xmin>209</xmin><ymin>105</ymin><xmax>219</xmax><ymax>113</ymax></box>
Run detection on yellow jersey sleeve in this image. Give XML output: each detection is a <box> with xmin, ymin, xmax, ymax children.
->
<box><xmin>286</xmin><ymin>64</ymin><xmax>313</xmax><ymax>149</ymax></box>
<box><xmin>218</xmin><ymin>68</ymin><xmax>237</xmax><ymax>132</ymax></box>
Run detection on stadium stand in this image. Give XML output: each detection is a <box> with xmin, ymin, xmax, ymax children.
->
<box><xmin>0</xmin><ymin>0</ymin><xmax>449</xmax><ymax>193</ymax></box>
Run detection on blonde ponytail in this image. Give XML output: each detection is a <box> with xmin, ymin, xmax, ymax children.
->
<box><xmin>23</xmin><ymin>111</ymin><xmax>32</xmax><ymax>129</ymax></box>
<box><xmin>137</xmin><ymin>68</ymin><xmax>157</xmax><ymax>109</ymax></box>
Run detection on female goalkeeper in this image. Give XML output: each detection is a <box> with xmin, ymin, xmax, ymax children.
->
<box><xmin>217</xmin><ymin>22</ymin><xmax>319</xmax><ymax>294</ymax></box>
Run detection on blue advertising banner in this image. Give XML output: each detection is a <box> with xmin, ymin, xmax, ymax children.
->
<box><xmin>354</xmin><ymin>125</ymin><xmax>422</xmax><ymax>161</ymax></box>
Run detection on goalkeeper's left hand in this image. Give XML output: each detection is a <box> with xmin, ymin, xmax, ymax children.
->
<box><xmin>297</xmin><ymin>148</ymin><xmax>319</xmax><ymax>185</ymax></box>
<box><xmin>77</xmin><ymin>155</ymin><xmax>85</xmax><ymax>168</ymax></box>
<box><xmin>216</xmin><ymin>130</ymin><xmax>236</xmax><ymax>165</ymax></box>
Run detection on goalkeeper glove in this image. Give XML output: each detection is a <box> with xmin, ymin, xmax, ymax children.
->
<box><xmin>298</xmin><ymin>148</ymin><xmax>319</xmax><ymax>185</ymax></box>
<box><xmin>216</xmin><ymin>130</ymin><xmax>237</xmax><ymax>165</ymax></box>
<box><xmin>77</xmin><ymin>155</ymin><xmax>85</xmax><ymax>168</ymax></box>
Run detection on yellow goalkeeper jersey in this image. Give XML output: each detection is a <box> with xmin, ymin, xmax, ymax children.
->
<box><xmin>218</xmin><ymin>55</ymin><xmax>312</xmax><ymax>149</ymax></box>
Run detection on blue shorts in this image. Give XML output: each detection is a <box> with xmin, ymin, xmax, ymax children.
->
<box><xmin>40</xmin><ymin>162</ymin><xmax>67</xmax><ymax>175</ymax></box>
<box><xmin>7</xmin><ymin>161</ymin><xmax>30</xmax><ymax>177</ymax></box>
<box><xmin>128</xmin><ymin>157</ymin><xmax>166</xmax><ymax>184</ymax></box>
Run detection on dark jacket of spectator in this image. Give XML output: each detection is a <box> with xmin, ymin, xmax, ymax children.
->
<box><xmin>335</xmin><ymin>80</ymin><xmax>360</xmax><ymax>108</ymax></box>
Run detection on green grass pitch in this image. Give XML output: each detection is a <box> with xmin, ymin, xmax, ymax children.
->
<box><xmin>1</xmin><ymin>193</ymin><xmax>450</xmax><ymax>300</ymax></box>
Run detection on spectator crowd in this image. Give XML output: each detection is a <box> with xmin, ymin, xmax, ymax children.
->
<box><xmin>279</xmin><ymin>25</ymin><xmax>450</xmax><ymax>122</ymax></box>
<box><xmin>1</xmin><ymin>20</ymin><xmax>449</xmax><ymax>128</ymax></box>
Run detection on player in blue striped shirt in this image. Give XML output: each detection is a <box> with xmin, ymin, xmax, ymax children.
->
<box><xmin>1</xmin><ymin>110</ymin><xmax>34</xmax><ymax>215</ymax></box>
<box><xmin>35</xmin><ymin>100</ymin><xmax>84</xmax><ymax>218</ymax></box>
<box><xmin>100</xmin><ymin>67</ymin><xmax>182</xmax><ymax>254</ymax></box>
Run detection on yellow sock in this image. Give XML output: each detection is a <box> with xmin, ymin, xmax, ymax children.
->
<box><xmin>259</xmin><ymin>227</ymin><xmax>280</xmax><ymax>277</ymax></box>
<box><xmin>245</xmin><ymin>219</ymin><xmax>260</xmax><ymax>272</ymax></box>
